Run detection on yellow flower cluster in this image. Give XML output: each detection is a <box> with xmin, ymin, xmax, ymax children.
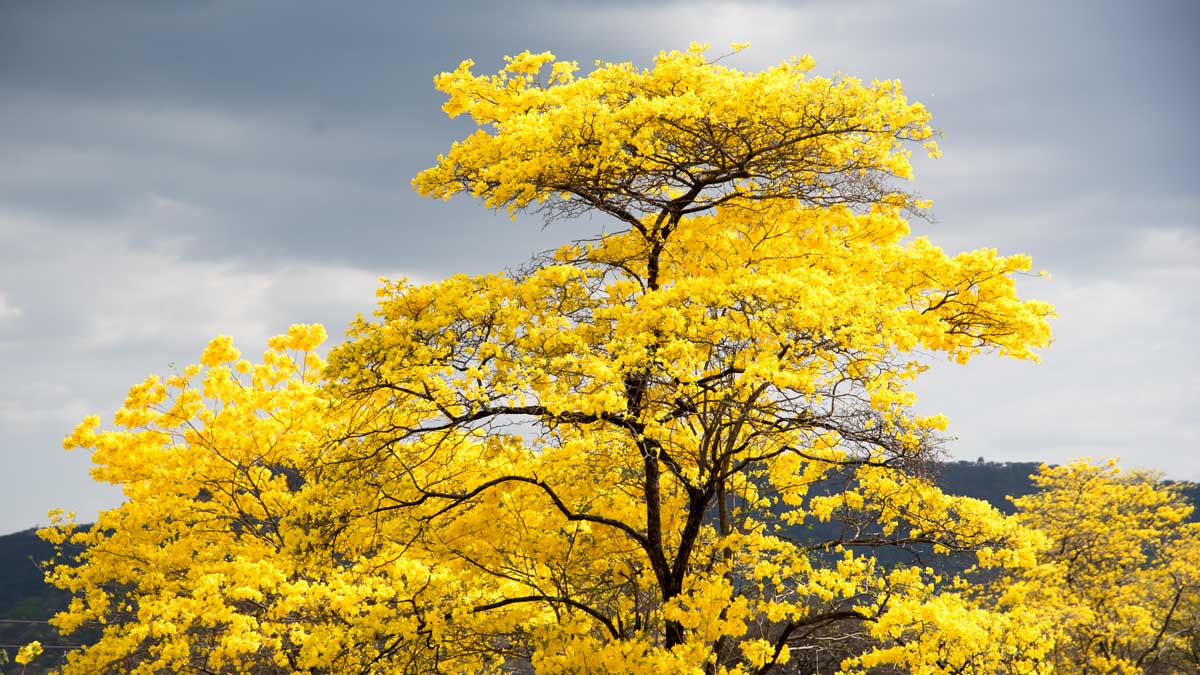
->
<box><xmin>15</xmin><ymin>640</ymin><xmax>42</xmax><ymax>666</ymax></box>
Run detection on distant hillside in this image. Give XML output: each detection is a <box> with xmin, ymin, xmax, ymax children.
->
<box><xmin>934</xmin><ymin>459</ymin><xmax>1200</xmax><ymax>520</ymax></box>
<box><xmin>0</xmin><ymin>528</ymin><xmax>79</xmax><ymax>675</ymax></box>
<box><xmin>1</xmin><ymin>461</ymin><xmax>1195</xmax><ymax>672</ymax></box>
<box><xmin>930</xmin><ymin>459</ymin><xmax>1045</xmax><ymax>513</ymax></box>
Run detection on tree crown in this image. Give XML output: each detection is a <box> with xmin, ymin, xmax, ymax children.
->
<box><xmin>41</xmin><ymin>44</ymin><xmax>1069</xmax><ymax>675</ymax></box>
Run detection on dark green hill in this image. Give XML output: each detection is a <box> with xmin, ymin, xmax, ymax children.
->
<box><xmin>0</xmin><ymin>528</ymin><xmax>78</xmax><ymax>675</ymax></box>
<box><xmin>933</xmin><ymin>458</ymin><xmax>1200</xmax><ymax>522</ymax></box>
<box><xmin>930</xmin><ymin>459</ymin><xmax>1045</xmax><ymax>513</ymax></box>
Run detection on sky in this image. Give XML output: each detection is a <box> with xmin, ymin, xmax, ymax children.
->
<box><xmin>0</xmin><ymin>0</ymin><xmax>1197</xmax><ymax>535</ymax></box>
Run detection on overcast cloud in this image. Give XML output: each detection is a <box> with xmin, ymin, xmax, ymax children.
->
<box><xmin>1</xmin><ymin>0</ymin><xmax>1196</xmax><ymax>534</ymax></box>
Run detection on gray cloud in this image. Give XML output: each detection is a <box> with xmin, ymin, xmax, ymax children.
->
<box><xmin>1</xmin><ymin>0</ymin><xmax>1197</xmax><ymax>534</ymax></box>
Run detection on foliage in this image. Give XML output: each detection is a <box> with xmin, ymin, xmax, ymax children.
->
<box><xmin>988</xmin><ymin>460</ymin><xmax>1200</xmax><ymax>675</ymax></box>
<box><xmin>43</xmin><ymin>44</ymin><xmax>1061</xmax><ymax>674</ymax></box>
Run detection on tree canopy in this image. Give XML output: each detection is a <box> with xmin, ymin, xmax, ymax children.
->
<box><xmin>990</xmin><ymin>460</ymin><xmax>1200</xmax><ymax>675</ymax></box>
<box><xmin>37</xmin><ymin>44</ymin><xmax>1080</xmax><ymax>675</ymax></box>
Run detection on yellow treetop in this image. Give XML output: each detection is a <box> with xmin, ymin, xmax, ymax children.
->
<box><xmin>414</xmin><ymin>43</ymin><xmax>938</xmax><ymax>225</ymax></box>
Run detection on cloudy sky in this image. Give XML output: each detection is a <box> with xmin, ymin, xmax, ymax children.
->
<box><xmin>1</xmin><ymin>0</ymin><xmax>1196</xmax><ymax>535</ymax></box>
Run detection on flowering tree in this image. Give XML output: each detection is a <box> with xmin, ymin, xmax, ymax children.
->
<box><xmin>988</xmin><ymin>461</ymin><xmax>1200</xmax><ymax>675</ymax></box>
<box><xmin>45</xmin><ymin>44</ymin><xmax>1058</xmax><ymax>674</ymax></box>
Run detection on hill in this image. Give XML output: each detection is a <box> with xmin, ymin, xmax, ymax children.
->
<box><xmin>0</xmin><ymin>528</ymin><xmax>78</xmax><ymax>674</ymax></box>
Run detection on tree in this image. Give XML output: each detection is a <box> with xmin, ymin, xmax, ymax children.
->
<box><xmin>44</xmin><ymin>44</ymin><xmax>1056</xmax><ymax>674</ymax></box>
<box><xmin>986</xmin><ymin>460</ymin><xmax>1200</xmax><ymax>675</ymax></box>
